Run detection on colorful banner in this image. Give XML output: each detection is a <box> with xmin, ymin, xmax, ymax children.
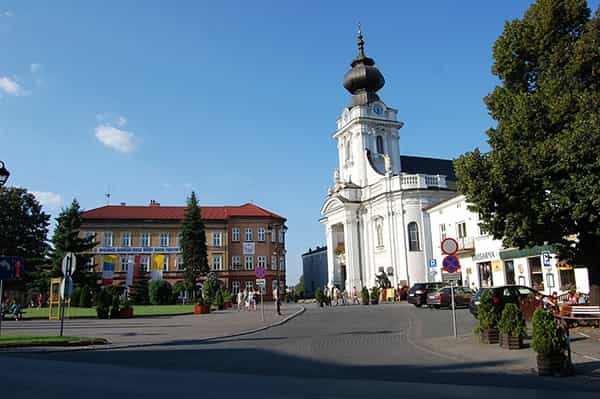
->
<box><xmin>125</xmin><ymin>256</ymin><xmax>134</xmax><ymax>287</ymax></box>
<box><xmin>102</xmin><ymin>255</ymin><xmax>117</xmax><ymax>285</ymax></box>
<box><xmin>150</xmin><ymin>254</ymin><xmax>164</xmax><ymax>281</ymax></box>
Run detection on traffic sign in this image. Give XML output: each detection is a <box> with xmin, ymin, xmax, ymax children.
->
<box><xmin>442</xmin><ymin>255</ymin><xmax>461</xmax><ymax>274</ymax></box>
<box><xmin>429</xmin><ymin>259</ymin><xmax>437</xmax><ymax>268</ymax></box>
<box><xmin>256</xmin><ymin>278</ymin><xmax>266</xmax><ymax>288</ymax></box>
<box><xmin>441</xmin><ymin>238</ymin><xmax>459</xmax><ymax>256</ymax></box>
<box><xmin>255</xmin><ymin>266</ymin><xmax>266</xmax><ymax>279</ymax></box>
<box><xmin>61</xmin><ymin>252</ymin><xmax>77</xmax><ymax>276</ymax></box>
<box><xmin>60</xmin><ymin>277</ymin><xmax>73</xmax><ymax>300</ymax></box>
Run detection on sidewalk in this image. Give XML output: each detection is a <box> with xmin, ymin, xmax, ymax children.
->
<box><xmin>417</xmin><ymin>332</ymin><xmax>600</xmax><ymax>382</ymax></box>
<box><xmin>0</xmin><ymin>303</ymin><xmax>304</xmax><ymax>349</ymax></box>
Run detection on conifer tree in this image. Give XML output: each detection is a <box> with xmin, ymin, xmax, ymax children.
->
<box><xmin>181</xmin><ymin>191</ymin><xmax>208</xmax><ymax>299</ymax></box>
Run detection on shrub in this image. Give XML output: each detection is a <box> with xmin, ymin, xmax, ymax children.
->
<box><xmin>130</xmin><ymin>279</ymin><xmax>149</xmax><ymax>305</ymax></box>
<box><xmin>531</xmin><ymin>308</ymin><xmax>567</xmax><ymax>355</ymax></box>
<box><xmin>70</xmin><ymin>287</ymin><xmax>81</xmax><ymax>307</ymax></box>
<box><xmin>173</xmin><ymin>281</ymin><xmax>186</xmax><ymax>303</ymax></box>
<box><xmin>315</xmin><ymin>288</ymin><xmax>324</xmax><ymax>306</ymax></box>
<box><xmin>95</xmin><ymin>289</ymin><xmax>112</xmax><ymax>319</ymax></box>
<box><xmin>79</xmin><ymin>287</ymin><xmax>93</xmax><ymax>307</ymax></box>
<box><xmin>222</xmin><ymin>289</ymin><xmax>232</xmax><ymax>303</ymax></box>
<box><xmin>202</xmin><ymin>273</ymin><xmax>220</xmax><ymax>306</ymax></box>
<box><xmin>475</xmin><ymin>290</ymin><xmax>498</xmax><ymax>332</ymax></box>
<box><xmin>370</xmin><ymin>287</ymin><xmax>380</xmax><ymax>302</ymax></box>
<box><xmin>215</xmin><ymin>289</ymin><xmax>224</xmax><ymax>309</ymax></box>
<box><xmin>361</xmin><ymin>287</ymin><xmax>370</xmax><ymax>305</ymax></box>
<box><xmin>149</xmin><ymin>280</ymin><xmax>173</xmax><ymax>305</ymax></box>
<box><xmin>498</xmin><ymin>303</ymin><xmax>526</xmax><ymax>338</ymax></box>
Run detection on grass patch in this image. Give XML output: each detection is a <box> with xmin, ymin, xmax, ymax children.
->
<box><xmin>22</xmin><ymin>304</ymin><xmax>195</xmax><ymax>319</ymax></box>
<box><xmin>0</xmin><ymin>335</ymin><xmax>108</xmax><ymax>348</ymax></box>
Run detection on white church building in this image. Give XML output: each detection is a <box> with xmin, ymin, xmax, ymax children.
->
<box><xmin>320</xmin><ymin>30</ymin><xmax>457</xmax><ymax>291</ymax></box>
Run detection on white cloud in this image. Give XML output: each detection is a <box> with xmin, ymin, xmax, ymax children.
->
<box><xmin>2</xmin><ymin>11</ymin><xmax>13</xmax><ymax>17</ymax></box>
<box><xmin>0</xmin><ymin>76</ymin><xmax>26</xmax><ymax>96</ymax></box>
<box><xmin>115</xmin><ymin>116</ymin><xmax>127</xmax><ymax>127</ymax></box>
<box><xmin>32</xmin><ymin>191</ymin><xmax>64</xmax><ymax>210</ymax></box>
<box><xmin>95</xmin><ymin>124</ymin><xmax>138</xmax><ymax>153</ymax></box>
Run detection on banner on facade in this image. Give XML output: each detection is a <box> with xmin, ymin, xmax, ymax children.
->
<box><xmin>102</xmin><ymin>255</ymin><xmax>117</xmax><ymax>285</ymax></box>
<box><xmin>151</xmin><ymin>254</ymin><xmax>164</xmax><ymax>281</ymax></box>
<box><xmin>243</xmin><ymin>242</ymin><xmax>255</xmax><ymax>255</ymax></box>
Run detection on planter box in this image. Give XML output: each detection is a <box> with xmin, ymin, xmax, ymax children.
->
<box><xmin>480</xmin><ymin>328</ymin><xmax>499</xmax><ymax>344</ymax></box>
<box><xmin>119</xmin><ymin>308</ymin><xmax>134</xmax><ymax>318</ymax></box>
<box><xmin>194</xmin><ymin>304</ymin><xmax>210</xmax><ymax>314</ymax></box>
<box><xmin>499</xmin><ymin>333</ymin><xmax>522</xmax><ymax>349</ymax></box>
<box><xmin>224</xmin><ymin>301</ymin><xmax>232</xmax><ymax>309</ymax></box>
<box><xmin>537</xmin><ymin>353</ymin><xmax>565</xmax><ymax>376</ymax></box>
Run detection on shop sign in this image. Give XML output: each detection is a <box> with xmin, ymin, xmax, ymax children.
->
<box><xmin>492</xmin><ymin>260</ymin><xmax>503</xmax><ymax>272</ymax></box>
<box><xmin>96</xmin><ymin>246</ymin><xmax>181</xmax><ymax>254</ymax></box>
<box><xmin>472</xmin><ymin>251</ymin><xmax>498</xmax><ymax>262</ymax></box>
<box><xmin>542</xmin><ymin>251</ymin><xmax>552</xmax><ymax>267</ymax></box>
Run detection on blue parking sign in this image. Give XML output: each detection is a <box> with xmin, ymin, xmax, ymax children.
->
<box><xmin>429</xmin><ymin>259</ymin><xmax>437</xmax><ymax>268</ymax></box>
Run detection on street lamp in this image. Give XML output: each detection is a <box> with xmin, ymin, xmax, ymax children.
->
<box><xmin>0</xmin><ymin>161</ymin><xmax>9</xmax><ymax>187</ymax></box>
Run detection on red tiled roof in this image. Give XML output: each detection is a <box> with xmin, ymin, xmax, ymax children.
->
<box><xmin>81</xmin><ymin>203</ymin><xmax>285</xmax><ymax>221</ymax></box>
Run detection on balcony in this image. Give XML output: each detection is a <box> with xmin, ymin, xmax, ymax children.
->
<box><xmin>456</xmin><ymin>237</ymin><xmax>475</xmax><ymax>253</ymax></box>
<box><xmin>400</xmin><ymin>174</ymin><xmax>447</xmax><ymax>190</ymax></box>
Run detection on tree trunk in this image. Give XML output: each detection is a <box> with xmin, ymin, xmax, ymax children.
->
<box><xmin>589</xmin><ymin>266</ymin><xmax>600</xmax><ymax>306</ymax></box>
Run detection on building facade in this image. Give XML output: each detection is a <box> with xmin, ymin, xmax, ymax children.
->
<box><xmin>426</xmin><ymin>195</ymin><xmax>590</xmax><ymax>295</ymax></box>
<box><xmin>80</xmin><ymin>201</ymin><xmax>287</xmax><ymax>299</ymax></box>
<box><xmin>301</xmin><ymin>246</ymin><xmax>328</xmax><ymax>298</ymax></box>
<box><xmin>320</xmin><ymin>30</ymin><xmax>456</xmax><ymax>291</ymax></box>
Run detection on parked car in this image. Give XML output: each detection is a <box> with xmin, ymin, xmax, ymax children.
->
<box><xmin>407</xmin><ymin>282</ymin><xmax>444</xmax><ymax>307</ymax></box>
<box><xmin>468</xmin><ymin>285</ymin><xmax>543</xmax><ymax>320</ymax></box>
<box><xmin>427</xmin><ymin>286</ymin><xmax>473</xmax><ymax>309</ymax></box>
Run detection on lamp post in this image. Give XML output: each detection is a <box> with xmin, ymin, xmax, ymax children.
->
<box><xmin>0</xmin><ymin>161</ymin><xmax>9</xmax><ymax>187</ymax></box>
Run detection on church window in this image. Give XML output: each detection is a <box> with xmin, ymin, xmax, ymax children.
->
<box><xmin>408</xmin><ymin>222</ymin><xmax>420</xmax><ymax>251</ymax></box>
<box><xmin>376</xmin><ymin>136</ymin><xmax>384</xmax><ymax>154</ymax></box>
<box><xmin>345</xmin><ymin>138</ymin><xmax>351</xmax><ymax>161</ymax></box>
<box><xmin>375</xmin><ymin>218</ymin><xmax>384</xmax><ymax>248</ymax></box>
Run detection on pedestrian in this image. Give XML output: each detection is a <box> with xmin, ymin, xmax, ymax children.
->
<box><xmin>274</xmin><ymin>286</ymin><xmax>282</xmax><ymax>316</ymax></box>
<box><xmin>237</xmin><ymin>290</ymin><xmax>244</xmax><ymax>311</ymax></box>
<box><xmin>351</xmin><ymin>286</ymin><xmax>359</xmax><ymax>305</ymax></box>
<box><xmin>244</xmin><ymin>288</ymin><xmax>250</xmax><ymax>311</ymax></box>
<box><xmin>333</xmin><ymin>287</ymin><xmax>339</xmax><ymax>306</ymax></box>
<box><xmin>250</xmin><ymin>289</ymin><xmax>257</xmax><ymax>311</ymax></box>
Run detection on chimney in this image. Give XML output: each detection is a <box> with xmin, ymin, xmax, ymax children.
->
<box><xmin>149</xmin><ymin>200</ymin><xmax>160</xmax><ymax>207</ymax></box>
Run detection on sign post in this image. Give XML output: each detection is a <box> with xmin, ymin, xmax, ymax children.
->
<box><xmin>450</xmin><ymin>280</ymin><xmax>457</xmax><ymax>338</ymax></box>
<box><xmin>441</xmin><ymin>239</ymin><xmax>460</xmax><ymax>339</ymax></box>
<box><xmin>60</xmin><ymin>253</ymin><xmax>77</xmax><ymax>337</ymax></box>
<box><xmin>256</xmin><ymin>267</ymin><xmax>266</xmax><ymax>322</ymax></box>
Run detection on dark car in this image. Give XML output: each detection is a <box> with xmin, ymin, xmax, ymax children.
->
<box><xmin>469</xmin><ymin>285</ymin><xmax>543</xmax><ymax>320</ymax></box>
<box><xmin>407</xmin><ymin>282</ymin><xmax>444</xmax><ymax>307</ymax></box>
<box><xmin>427</xmin><ymin>286</ymin><xmax>473</xmax><ymax>309</ymax></box>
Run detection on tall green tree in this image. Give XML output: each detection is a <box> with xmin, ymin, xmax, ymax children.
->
<box><xmin>51</xmin><ymin>199</ymin><xmax>98</xmax><ymax>289</ymax></box>
<box><xmin>181</xmin><ymin>191</ymin><xmax>208</xmax><ymax>298</ymax></box>
<box><xmin>455</xmin><ymin>0</ymin><xmax>600</xmax><ymax>303</ymax></box>
<box><xmin>0</xmin><ymin>187</ymin><xmax>50</xmax><ymax>293</ymax></box>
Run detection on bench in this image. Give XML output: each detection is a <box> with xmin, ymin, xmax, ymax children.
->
<box><xmin>559</xmin><ymin>305</ymin><xmax>600</xmax><ymax>326</ymax></box>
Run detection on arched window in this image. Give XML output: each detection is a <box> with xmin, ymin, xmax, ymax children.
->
<box><xmin>375</xmin><ymin>217</ymin><xmax>384</xmax><ymax>248</ymax></box>
<box><xmin>407</xmin><ymin>222</ymin><xmax>420</xmax><ymax>251</ymax></box>
<box><xmin>376</xmin><ymin>136</ymin><xmax>384</xmax><ymax>154</ymax></box>
<box><xmin>345</xmin><ymin>138</ymin><xmax>351</xmax><ymax>161</ymax></box>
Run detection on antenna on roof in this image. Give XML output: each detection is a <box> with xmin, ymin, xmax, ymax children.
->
<box><xmin>105</xmin><ymin>185</ymin><xmax>111</xmax><ymax>205</ymax></box>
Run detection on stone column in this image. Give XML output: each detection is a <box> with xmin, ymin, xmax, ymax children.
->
<box><xmin>325</xmin><ymin>225</ymin><xmax>335</xmax><ymax>288</ymax></box>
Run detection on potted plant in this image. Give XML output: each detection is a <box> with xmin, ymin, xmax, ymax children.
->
<box><xmin>215</xmin><ymin>289</ymin><xmax>225</xmax><ymax>310</ymax></box>
<box><xmin>119</xmin><ymin>299</ymin><xmax>134</xmax><ymax>318</ymax></box>
<box><xmin>223</xmin><ymin>290</ymin><xmax>232</xmax><ymax>309</ymax></box>
<box><xmin>370</xmin><ymin>287</ymin><xmax>380</xmax><ymax>305</ymax></box>
<box><xmin>498</xmin><ymin>303</ymin><xmax>526</xmax><ymax>349</ymax></box>
<box><xmin>361</xmin><ymin>286</ymin><xmax>370</xmax><ymax>305</ymax></box>
<box><xmin>475</xmin><ymin>290</ymin><xmax>499</xmax><ymax>344</ymax></box>
<box><xmin>531</xmin><ymin>308</ymin><xmax>568</xmax><ymax>376</ymax></box>
<box><xmin>194</xmin><ymin>296</ymin><xmax>211</xmax><ymax>315</ymax></box>
<box><xmin>315</xmin><ymin>288</ymin><xmax>325</xmax><ymax>307</ymax></box>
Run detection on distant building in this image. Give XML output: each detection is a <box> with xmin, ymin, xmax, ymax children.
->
<box><xmin>302</xmin><ymin>246</ymin><xmax>328</xmax><ymax>297</ymax></box>
<box><xmin>80</xmin><ymin>201</ymin><xmax>287</xmax><ymax>299</ymax></box>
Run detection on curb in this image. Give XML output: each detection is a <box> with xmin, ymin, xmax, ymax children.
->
<box><xmin>0</xmin><ymin>305</ymin><xmax>306</xmax><ymax>354</ymax></box>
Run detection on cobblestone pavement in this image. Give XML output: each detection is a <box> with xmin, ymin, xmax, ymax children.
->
<box><xmin>1</xmin><ymin>303</ymin><xmax>599</xmax><ymax>398</ymax></box>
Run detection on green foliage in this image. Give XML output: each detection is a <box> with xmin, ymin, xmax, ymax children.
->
<box><xmin>222</xmin><ymin>289</ymin><xmax>232</xmax><ymax>303</ymax></box>
<box><xmin>95</xmin><ymin>289</ymin><xmax>112</xmax><ymax>319</ymax></box>
<box><xmin>173</xmin><ymin>281</ymin><xmax>186</xmax><ymax>302</ymax></box>
<box><xmin>531</xmin><ymin>308</ymin><xmax>567</xmax><ymax>355</ymax></box>
<box><xmin>202</xmin><ymin>272</ymin><xmax>220</xmax><ymax>306</ymax></box>
<box><xmin>498</xmin><ymin>303</ymin><xmax>527</xmax><ymax>338</ymax></box>
<box><xmin>181</xmin><ymin>191</ymin><xmax>208</xmax><ymax>298</ymax></box>
<box><xmin>70</xmin><ymin>287</ymin><xmax>82</xmax><ymax>307</ymax></box>
<box><xmin>149</xmin><ymin>280</ymin><xmax>174</xmax><ymax>305</ymax></box>
<box><xmin>454</xmin><ymin>0</ymin><xmax>600</xmax><ymax>302</ymax></box>
<box><xmin>79</xmin><ymin>286</ymin><xmax>93</xmax><ymax>308</ymax></box>
<box><xmin>130</xmin><ymin>279</ymin><xmax>149</xmax><ymax>305</ymax></box>
<box><xmin>295</xmin><ymin>275</ymin><xmax>305</xmax><ymax>298</ymax></box>
<box><xmin>361</xmin><ymin>286</ymin><xmax>370</xmax><ymax>305</ymax></box>
<box><xmin>215</xmin><ymin>289</ymin><xmax>224</xmax><ymax>309</ymax></box>
<box><xmin>315</xmin><ymin>288</ymin><xmax>324</xmax><ymax>306</ymax></box>
<box><xmin>370</xmin><ymin>286</ymin><xmax>380</xmax><ymax>302</ymax></box>
<box><xmin>0</xmin><ymin>187</ymin><xmax>50</xmax><ymax>292</ymax></box>
<box><xmin>475</xmin><ymin>290</ymin><xmax>499</xmax><ymax>332</ymax></box>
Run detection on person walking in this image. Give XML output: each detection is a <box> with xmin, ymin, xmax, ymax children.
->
<box><xmin>237</xmin><ymin>290</ymin><xmax>244</xmax><ymax>311</ymax></box>
<box><xmin>274</xmin><ymin>286</ymin><xmax>282</xmax><ymax>316</ymax></box>
<box><xmin>351</xmin><ymin>286</ymin><xmax>359</xmax><ymax>305</ymax></box>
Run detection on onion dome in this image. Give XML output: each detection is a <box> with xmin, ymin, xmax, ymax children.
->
<box><xmin>343</xmin><ymin>26</ymin><xmax>385</xmax><ymax>106</ymax></box>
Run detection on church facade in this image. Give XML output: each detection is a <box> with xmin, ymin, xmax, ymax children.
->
<box><xmin>320</xmin><ymin>30</ymin><xmax>457</xmax><ymax>291</ymax></box>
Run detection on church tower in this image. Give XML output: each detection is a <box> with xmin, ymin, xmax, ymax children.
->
<box><xmin>334</xmin><ymin>27</ymin><xmax>404</xmax><ymax>188</ymax></box>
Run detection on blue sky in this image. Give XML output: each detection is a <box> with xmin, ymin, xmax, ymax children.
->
<box><xmin>2</xmin><ymin>1</ymin><xmax>598</xmax><ymax>285</ymax></box>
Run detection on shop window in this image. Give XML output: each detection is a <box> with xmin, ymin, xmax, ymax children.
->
<box><xmin>504</xmin><ymin>260</ymin><xmax>515</xmax><ymax>285</ymax></box>
<box><xmin>478</xmin><ymin>262</ymin><xmax>493</xmax><ymax>288</ymax></box>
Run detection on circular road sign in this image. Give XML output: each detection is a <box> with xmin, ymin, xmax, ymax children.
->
<box><xmin>61</xmin><ymin>252</ymin><xmax>77</xmax><ymax>276</ymax></box>
<box><xmin>442</xmin><ymin>255</ymin><xmax>461</xmax><ymax>274</ymax></box>
<box><xmin>441</xmin><ymin>238</ymin><xmax>459</xmax><ymax>255</ymax></box>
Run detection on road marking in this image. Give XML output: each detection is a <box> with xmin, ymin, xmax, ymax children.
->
<box><xmin>577</xmin><ymin>332</ymin><xmax>591</xmax><ymax>338</ymax></box>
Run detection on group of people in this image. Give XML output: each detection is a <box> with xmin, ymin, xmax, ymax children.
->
<box><xmin>0</xmin><ymin>299</ymin><xmax>24</xmax><ymax>320</ymax></box>
<box><xmin>320</xmin><ymin>286</ymin><xmax>360</xmax><ymax>306</ymax></box>
<box><xmin>236</xmin><ymin>287</ymin><xmax>260</xmax><ymax>311</ymax></box>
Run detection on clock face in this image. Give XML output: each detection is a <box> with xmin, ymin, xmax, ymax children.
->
<box><xmin>373</xmin><ymin>105</ymin><xmax>383</xmax><ymax>115</ymax></box>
